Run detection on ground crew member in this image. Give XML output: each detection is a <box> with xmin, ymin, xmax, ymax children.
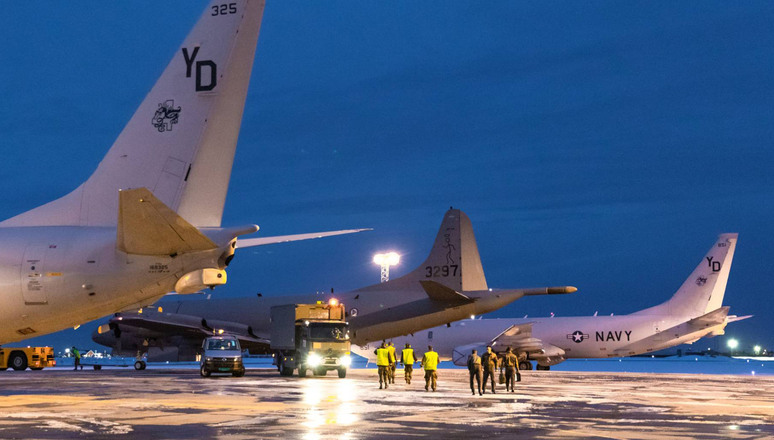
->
<box><xmin>387</xmin><ymin>341</ymin><xmax>397</xmax><ymax>384</ymax></box>
<box><xmin>467</xmin><ymin>349</ymin><xmax>482</xmax><ymax>395</ymax></box>
<box><xmin>374</xmin><ymin>342</ymin><xmax>390</xmax><ymax>389</ymax></box>
<box><xmin>401</xmin><ymin>343</ymin><xmax>415</xmax><ymax>384</ymax></box>
<box><xmin>72</xmin><ymin>346</ymin><xmax>81</xmax><ymax>371</ymax></box>
<box><xmin>481</xmin><ymin>345</ymin><xmax>498</xmax><ymax>394</ymax></box>
<box><xmin>502</xmin><ymin>347</ymin><xmax>519</xmax><ymax>392</ymax></box>
<box><xmin>421</xmin><ymin>345</ymin><xmax>439</xmax><ymax>392</ymax></box>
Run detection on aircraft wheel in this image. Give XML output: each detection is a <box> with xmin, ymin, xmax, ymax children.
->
<box><xmin>298</xmin><ymin>366</ymin><xmax>307</xmax><ymax>378</ymax></box>
<box><xmin>536</xmin><ymin>364</ymin><xmax>550</xmax><ymax>371</ymax></box>
<box><xmin>200</xmin><ymin>365</ymin><xmax>211</xmax><ymax>377</ymax></box>
<box><xmin>337</xmin><ymin>368</ymin><xmax>347</xmax><ymax>379</ymax></box>
<box><xmin>519</xmin><ymin>361</ymin><xmax>532</xmax><ymax>371</ymax></box>
<box><xmin>9</xmin><ymin>352</ymin><xmax>28</xmax><ymax>371</ymax></box>
<box><xmin>134</xmin><ymin>360</ymin><xmax>146</xmax><ymax>371</ymax></box>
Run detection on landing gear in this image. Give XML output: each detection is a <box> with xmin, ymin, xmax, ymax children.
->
<box><xmin>536</xmin><ymin>364</ymin><xmax>550</xmax><ymax>371</ymax></box>
<box><xmin>519</xmin><ymin>360</ymin><xmax>533</xmax><ymax>371</ymax></box>
<box><xmin>134</xmin><ymin>360</ymin><xmax>146</xmax><ymax>370</ymax></box>
<box><xmin>9</xmin><ymin>352</ymin><xmax>27</xmax><ymax>371</ymax></box>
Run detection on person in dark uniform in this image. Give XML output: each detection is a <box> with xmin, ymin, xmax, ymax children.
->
<box><xmin>481</xmin><ymin>345</ymin><xmax>498</xmax><ymax>394</ymax></box>
<box><xmin>467</xmin><ymin>349</ymin><xmax>482</xmax><ymax>395</ymax></box>
<box><xmin>502</xmin><ymin>347</ymin><xmax>519</xmax><ymax>392</ymax></box>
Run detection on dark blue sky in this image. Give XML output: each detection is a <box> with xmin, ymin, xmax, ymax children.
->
<box><xmin>2</xmin><ymin>1</ymin><xmax>772</xmax><ymax>353</ymax></box>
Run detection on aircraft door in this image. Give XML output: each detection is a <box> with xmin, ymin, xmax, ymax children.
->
<box><xmin>21</xmin><ymin>246</ymin><xmax>48</xmax><ymax>305</ymax></box>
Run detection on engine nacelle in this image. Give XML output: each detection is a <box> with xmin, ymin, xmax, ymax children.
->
<box><xmin>174</xmin><ymin>268</ymin><xmax>227</xmax><ymax>294</ymax></box>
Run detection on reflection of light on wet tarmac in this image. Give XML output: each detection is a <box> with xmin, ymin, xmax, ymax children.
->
<box><xmin>303</xmin><ymin>379</ymin><xmax>359</xmax><ymax>435</ymax></box>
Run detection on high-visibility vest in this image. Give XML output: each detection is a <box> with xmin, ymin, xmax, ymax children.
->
<box><xmin>422</xmin><ymin>351</ymin><xmax>439</xmax><ymax>370</ymax></box>
<box><xmin>387</xmin><ymin>345</ymin><xmax>396</xmax><ymax>363</ymax></box>
<box><xmin>376</xmin><ymin>348</ymin><xmax>390</xmax><ymax>366</ymax></box>
<box><xmin>402</xmin><ymin>348</ymin><xmax>414</xmax><ymax>364</ymax></box>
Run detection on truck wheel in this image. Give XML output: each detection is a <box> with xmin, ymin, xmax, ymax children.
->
<box><xmin>200</xmin><ymin>365</ymin><xmax>211</xmax><ymax>377</ymax></box>
<box><xmin>134</xmin><ymin>360</ymin><xmax>146</xmax><ymax>371</ymax></box>
<box><xmin>232</xmin><ymin>369</ymin><xmax>245</xmax><ymax>377</ymax></box>
<box><xmin>314</xmin><ymin>368</ymin><xmax>327</xmax><ymax>377</ymax></box>
<box><xmin>298</xmin><ymin>367</ymin><xmax>307</xmax><ymax>378</ymax></box>
<box><xmin>281</xmin><ymin>366</ymin><xmax>293</xmax><ymax>376</ymax></box>
<box><xmin>337</xmin><ymin>368</ymin><xmax>347</xmax><ymax>379</ymax></box>
<box><xmin>9</xmin><ymin>352</ymin><xmax>27</xmax><ymax>371</ymax></box>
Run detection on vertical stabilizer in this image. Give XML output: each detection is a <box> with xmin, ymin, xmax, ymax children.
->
<box><xmin>635</xmin><ymin>233</ymin><xmax>738</xmax><ymax>318</ymax></box>
<box><xmin>358</xmin><ymin>209</ymin><xmax>488</xmax><ymax>292</ymax></box>
<box><xmin>0</xmin><ymin>0</ymin><xmax>265</xmax><ymax>228</ymax></box>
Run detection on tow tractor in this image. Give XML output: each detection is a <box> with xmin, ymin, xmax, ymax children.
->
<box><xmin>271</xmin><ymin>300</ymin><xmax>352</xmax><ymax>378</ymax></box>
<box><xmin>0</xmin><ymin>346</ymin><xmax>56</xmax><ymax>371</ymax></box>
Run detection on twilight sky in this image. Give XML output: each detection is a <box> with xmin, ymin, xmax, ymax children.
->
<box><xmin>1</xmin><ymin>1</ymin><xmax>772</xmax><ymax>353</ymax></box>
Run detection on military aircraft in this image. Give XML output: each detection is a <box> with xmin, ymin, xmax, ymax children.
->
<box><xmin>354</xmin><ymin>233</ymin><xmax>750</xmax><ymax>370</ymax></box>
<box><xmin>92</xmin><ymin>208</ymin><xmax>577</xmax><ymax>366</ymax></box>
<box><xmin>0</xmin><ymin>0</ymin><xmax>366</xmax><ymax>345</ymax></box>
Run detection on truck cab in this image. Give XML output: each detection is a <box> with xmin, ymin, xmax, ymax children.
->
<box><xmin>271</xmin><ymin>301</ymin><xmax>352</xmax><ymax>378</ymax></box>
<box><xmin>199</xmin><ymin>335</ymin><xmax>245</xmax><ymax>377</ymax></box>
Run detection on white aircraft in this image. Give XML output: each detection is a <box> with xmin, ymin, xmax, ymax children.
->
<box><xmin>0</xmin><ymin>0</ymin><xmax>364</xmax><ymax>345</ymax></box>
<box><xmin>354</xmin><ymin>234</ymin><xmax>751</xmax><ymax>370</ymax></box>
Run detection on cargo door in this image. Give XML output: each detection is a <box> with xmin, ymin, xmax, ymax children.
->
<box><xmin>21</xmin><ymin>246</ymin><xmax>48</xmax><ymax>305</ymax></box>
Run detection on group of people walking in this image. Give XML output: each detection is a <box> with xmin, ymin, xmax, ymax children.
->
<box><xmin>466</xmin><ymin>346</ymin><xmax>520</xmax><ymax>395</ymax></box>
<box><xmin>374</xmin><ymin>342</ymin><xmax>439</xmax><ymax>391</ymax></box>
<box><xmin>375</xmin><ymin>342</ymin><xmax>520</xmax><ymax>394</ymax></box>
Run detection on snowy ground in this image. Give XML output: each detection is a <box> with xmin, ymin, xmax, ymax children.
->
<box><xmin>0</xmin><ymin>367</ymin><xmax>771</xmax><ymax>439</ymax></box>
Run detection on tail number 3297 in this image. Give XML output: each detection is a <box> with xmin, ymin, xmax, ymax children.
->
<box><xmin>425</xmin><ymin>265</ymin><xmax>458</xmax><ymax>278</ymax></box>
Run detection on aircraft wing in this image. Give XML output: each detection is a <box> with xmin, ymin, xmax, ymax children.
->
<box><xmin>236</xmin><ymin>229</ymin><xmax>371</xmax><ymax>248</ymax></box>
<box><xmin>490</xmin><ymin>323</ymin><xmax>564</xmax><ymax>358</ymax></box>
<box><xmin>112</xmin><ymin>309</ymin><xmax>270</xmax><ymax>347</ymax></box>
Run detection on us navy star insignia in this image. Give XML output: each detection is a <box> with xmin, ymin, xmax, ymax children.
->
<box><xmin>567</xmin><ymin>330</ymin><xmax>589</xmax><ymax>343</ymax></box>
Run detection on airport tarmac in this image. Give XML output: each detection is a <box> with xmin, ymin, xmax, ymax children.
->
<box><xmin>0</xmin><ymin>368</ymin><xmax>772</xmax><ymax>439</ymax></box>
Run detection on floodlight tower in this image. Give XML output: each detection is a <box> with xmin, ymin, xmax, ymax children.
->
<box><xmin>373</xmin><ymin>252</ymin><xmax>400</xmax><ymax>283</ymax></box>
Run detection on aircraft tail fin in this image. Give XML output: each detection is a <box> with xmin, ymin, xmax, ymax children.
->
<box><xmin>357</xmin><ymin>209</ymin><xmax>488</xmax><ymax>292</ymax></box>
<box><xmin>1</xmin><ymin>0</ymin><xmax>266</xmax><ymax>228</ymax></box>
<box><xmin>636</xmin><ymin>233</ymin><xmax>738</xmax><ymax>318</ymax></box>
<box><xmin>117</xmin><ymin>188</ymin><xmax>217</xmax><ymax>256</ymax></box>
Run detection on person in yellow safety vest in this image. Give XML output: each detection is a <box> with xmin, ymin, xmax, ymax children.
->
<box><xmin>421</xmin><ymin>345</ymin><xmax>439</xmax><ymax>392</ymax></box>
<box><xmin>374</xmin><ymin>341</ymin><xmax>391</xmax><ymax>389</ymax></box>
<box><xmin>72</xmin><ymin>346</ymin><xmax>82</xmax><ymax>371</ymax></box>
<box><xmin>387</xmin><ymin>342</ymin><xmax>397</xmax><ymax>384</ymax></box>
<box><xmin>401</xmin><ymin>343</ymin><xmax>415</xmax><ymax>384</ymax></box>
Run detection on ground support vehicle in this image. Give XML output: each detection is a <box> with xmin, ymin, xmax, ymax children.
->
<box><xmin>271</xmin><ymin>301</ymin><xmax>352</xmax><ymax>378</ymax></box>
<box><xmin>199</xmin><ymin>335</ymin><xmax>245</xmax><ymax>377</ymax></box>
<box><xmin>0</xmin><ymin>347</ymin><xmax>56</xmax><ymax>371</ymax></box>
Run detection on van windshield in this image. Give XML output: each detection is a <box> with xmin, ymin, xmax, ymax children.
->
<box><xmin>206</xmin><ymin>338</ymin><xmax>240</xmax><ymax>351</ymax></box>
<box><xmin>308</xmin><ymin>323</ymin><xmax>349</xmax><ymax>341</ymax></box>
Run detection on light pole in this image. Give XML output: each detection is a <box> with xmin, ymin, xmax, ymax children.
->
<box><xmin>373</xmin><ymin>252</ymin><xmax>400</xmax><ymax>283</ymax></box>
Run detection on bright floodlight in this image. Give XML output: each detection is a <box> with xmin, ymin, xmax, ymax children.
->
<box><xmin>373</xmin><ymin>252</ymin><xmax>400</xmax><ymax>283</ymax></box>
<box><xmin>727</xmin><ymin>338</ymin><xmax>739</xmax><ymax>350</ymax></box>
<box><xmin>754</xmin><ymin>345</ymin><xmax>761</xmax><ymax>355</ymax></box>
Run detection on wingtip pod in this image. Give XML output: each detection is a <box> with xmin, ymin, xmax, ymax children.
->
<box><xmin>523</xmin><ymin>286</ymin><xmax>578</xmax><ymax>296</ymax></box>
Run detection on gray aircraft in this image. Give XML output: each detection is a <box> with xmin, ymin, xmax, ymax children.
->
<box><xmin>93</xmin><ymin>209</ymin><xmax>577</xmax><ymax>366</ymax></box>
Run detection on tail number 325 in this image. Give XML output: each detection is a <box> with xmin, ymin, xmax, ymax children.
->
<box><xmin>425</xmin><ymin>265</ymin><xmax>459</xmax><ymax>278</ymax></box>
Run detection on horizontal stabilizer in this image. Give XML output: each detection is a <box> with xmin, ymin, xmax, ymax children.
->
<box><xmin>117</xmin><ymin>188</ymin><xmax>217</xmax><ymax>255</ymax></box>
<box><xmin>687</xmin><ymin>306</ymin><xmax>730</xmax><ymax>328</ymax></box>
<box><xmin>727</xmin><ymin>314</ymin><xmax>753</xmax><ymax>323</ymax></box>
<box><xmin>236</xmin><ymin>228</ymin><xmax>371</xmax><ymax>248</ymax></box>
<box><xmin>420</xmin><ymin>281</ymin><xmax>474</xmax><ymax>304</ymax></box>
